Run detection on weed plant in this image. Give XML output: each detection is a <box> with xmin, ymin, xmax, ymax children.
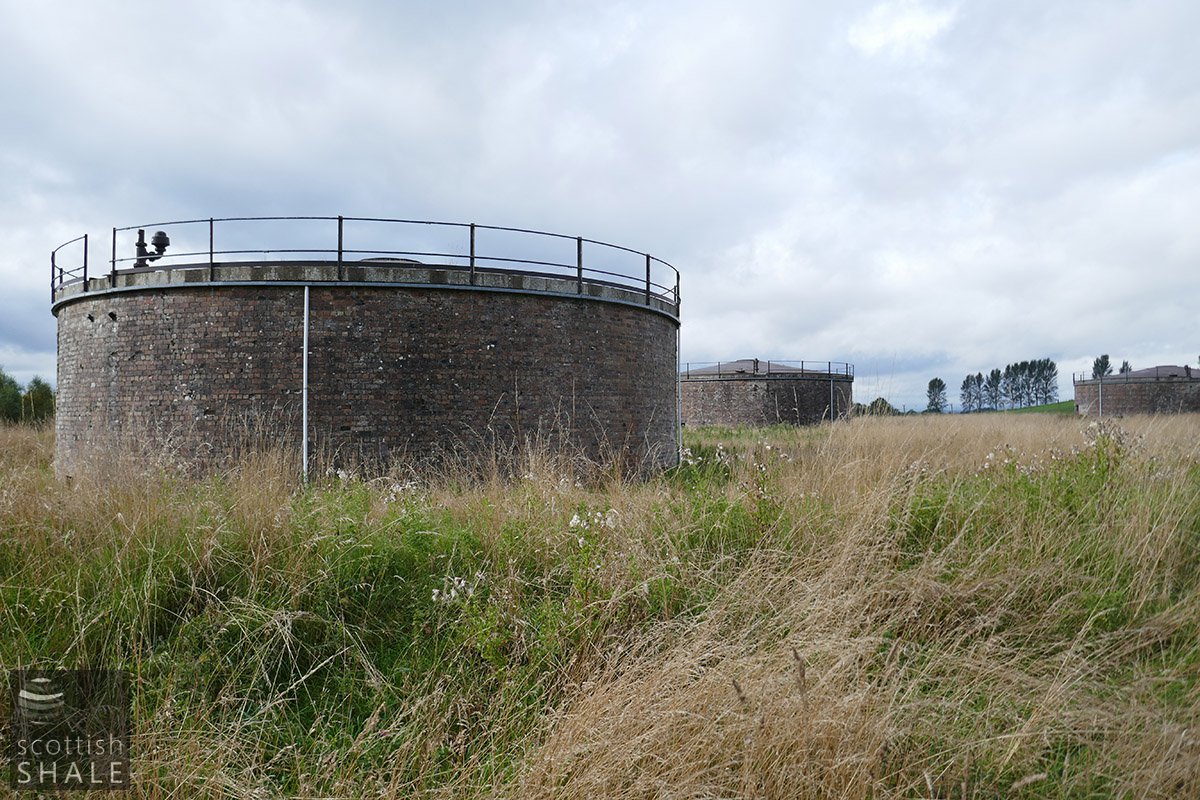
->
<box><xmin>0</xmin><ymin>415</ymin><xmax>1197</xmax><ymax>797</ymax></box>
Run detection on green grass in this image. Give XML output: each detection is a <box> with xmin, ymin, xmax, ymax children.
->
<box><xmin>1006</xmin><ymin>399</ymin><xmax>1077</xmax><ymax>415</ymax></box>
<box><xmin>1</xmin><ymin>415</ymin><xmax>1198</xmax><ymax>798</ymax></box>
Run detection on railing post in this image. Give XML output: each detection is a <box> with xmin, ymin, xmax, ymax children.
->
<box><xmin>576</xmin><ymin>236</ymin><xmax>583</xmax><ymax>294</ymax></box>
<box><xmin>50</xmin><ymin>250</ymin><xmax>56</xmax><ymax>302</ymax></box>
<box><xmin>208</xmin><ymin>218</ymin><xmax>215</xmax><ymax>281</ymax></box>
<box><xmin>337</xmin><ymin>215</ymin><xmax>344</xmax><ymax>280</ymax></box>
<box><xmin>469</xmin><ymin>223</ymin><xmax>477</xmax><ymax>285</ymax></box>
<box><xmin>82</xmin><ymin>233</ymin><xmax>88</xmax><ymax>292</ymax></box>
<box><xmin>110</xmin><ymin>228</ymin><xmax>117</xmax><ymax>287</ymax></box>
<box><xmin>675</xmin><ymin>271</ymin><xmax>680</xmax><ymax>316</ymax></box>
<box><xmin>645</xmin><ymin>253</ymin><xmax>651</xmax><ymax>305</ymax></box>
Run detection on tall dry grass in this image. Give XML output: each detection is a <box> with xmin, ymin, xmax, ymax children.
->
<box><xmin>513</xmin><ymin>415</ymin><xmax>1200</xmax><ymax>798</ymax></box>
<box><xmin>0</xmin><ymin>414</ymin><xmax>1197</xmax><ymax>798</ymax></box>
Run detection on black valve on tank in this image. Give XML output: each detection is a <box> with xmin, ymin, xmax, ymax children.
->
<box><xmin>134</xmin><ymin>229</ymin><xmax>170</xmax><ymax>268</ymax></box>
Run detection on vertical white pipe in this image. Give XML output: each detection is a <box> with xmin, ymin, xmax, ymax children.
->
<box><xmin>302</xmin><ymin>285</ymin><xmax>309</xmax><ymax>481</ymax></box>
<box><xmin>676</xmin><ymin>326</ymin><xmax>683</xmax><ymax>465</ymax></box>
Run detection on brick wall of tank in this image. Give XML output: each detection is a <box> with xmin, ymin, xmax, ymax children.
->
<box><xmin>55</xmin><ymin>286</ymin><xmax>679</xmax><ymax>475</ymax></box>
<box><xmin>1074</xmin><ymin>379</ymin><xmax>1200</xmax><ymax>416</ymax></box>
<box><xmin>680</xmin><ymin>377</ymin><xmax>853</xmax><ymax>427</ymax></box>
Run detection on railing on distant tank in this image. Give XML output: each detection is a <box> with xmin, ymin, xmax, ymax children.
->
<box><xmin>1072</xmin><ymin>368</ymin><xmax>1198</xmax><ymax>383</ymax></box>
<box><xmin>50</xmin><ymin>216</ymin><xmax>680</xmax><ymax>313</ymax></box>
<box><xmin>681</xmin><ymin>360</ymin><xmax>854</xmax><ymax>378</ymax></box>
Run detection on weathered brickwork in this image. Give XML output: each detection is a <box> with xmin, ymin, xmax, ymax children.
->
<box><xmin>55</xmin><ymin>284</ymin><xmax>678</xmax><ymax>475</ymax></box>
<box><xmin>681</xmin><ymin>376</ymin><xmax>853</xmax><ymax>427</ymax></box>
<box><xmin>1074</xmin><ymin>378</ymin><xmax>1200</xmax><ymax>416</ymax></box>
<box><xmin>56</xmin><ymin>287</ymin><xmax>305</xmax><ymax>476</ymax></box>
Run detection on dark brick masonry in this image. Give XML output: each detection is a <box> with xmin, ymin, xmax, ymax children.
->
<box><xmin>55</xmin><ymin>283</ymin><xmax>679</xmax><ymax>475</ymax></box>
<box><xmin>1074</xmin><ymin>375</ymin><xmax>1200</xmax><ymax>416</ymax></box>
<box><xmin>681</xmin><ymin>375</ymin><xmax>853</xmax><ymax>427</ymax></box>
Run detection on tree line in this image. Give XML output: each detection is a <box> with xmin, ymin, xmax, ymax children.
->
<box><xmin>0</xmin><ymin>366</ymin><xmax>55</xmax><ymax>423</ymax></box>
<box><xmin>1091</xmin><ymin>354</ymin><xmax>1137</xmax><ymax>378</ymax></box>
<box><xmin>852</xmin><ymin>397</ymin><xmax>902</xmax><ymax>416</ymax></box>
<box><xmin>1091</xmin><ymin>355</ymin><xmax>1200</xmax><ymax>378</ymax></box>
<box><xmin>958</xmin><ymin>358</ymin><xmax>1059</xmax><ymax>412</ymax></box>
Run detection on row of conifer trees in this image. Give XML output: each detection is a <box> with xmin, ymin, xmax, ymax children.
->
<box><xmin>959</xmin><ymin>358</ymin><xmax>1059</xmax><ymax>412</ymax></box>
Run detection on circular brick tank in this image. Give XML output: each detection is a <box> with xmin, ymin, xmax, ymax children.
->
<box><xmin>680</xmin><ymin>359</ymin><xmax>853</xmax><ymax>427</ymax></box>
<box><xmin>1073</xmin><ymin>366</ymin><xmax>1200</xmax><ymax>416</ymax></box>
<box><xmin>50</xmin><ymin>218</ymin><xmax>681</xmax><ymax>476</ymax></box>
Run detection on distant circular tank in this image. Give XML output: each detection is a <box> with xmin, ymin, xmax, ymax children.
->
<box><xmin>1073</xmin><ymin>366</ymin><xmax>1200</xmax><ymax>416</ymax></box>
<box><xmin>680</xmin><ymin>358</ymin><xmax>853</xmax><ymax>426</ymax></box>
<box><xmin>50</xmin><ymin>216</ymin><xmax>681</xmax><ymax>475</ymax></box>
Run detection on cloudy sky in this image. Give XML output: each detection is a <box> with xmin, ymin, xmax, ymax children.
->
<box><xmin>2</xmin><ymin>0</ymin><xmax>1197</xmax><ymax>410</ymax></box>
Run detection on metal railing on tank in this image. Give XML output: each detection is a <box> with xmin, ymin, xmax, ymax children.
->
<box><xmin>681</xmin><ymin>360</ymin><xmax>854</xmax><ymax>378</ymax></box>
<box><xmin>50</xmin><ymin>216</ymin><xmax>680</xmax><ymax>314</ymax></box>
<box><xmin>1072</xmin><ymin>367</ymin><xmax>1197</xmax><ymax>383</ymax></box>
<box><xmin>51</xmin><ymin>234</ymin><xmax>89</xmax><ymax>299</ymax></box>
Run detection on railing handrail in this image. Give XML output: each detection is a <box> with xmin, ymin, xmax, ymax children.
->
<box><xmin>1073</xmin><ymin>367</ymin><xmax>1198</xmax><ymax>383</ymax></box>
<box><xmin>50</xmin><ymin>233</ymin><xmax>88</xmax><ymax>303</ymax></box>
<box><xmin>106</xmin><ymin>215</ymin><xmax>675</xmax><ymax>267</ymax></box>
<box><xmin>681</xmin><ymin>359</ymin><xmax>855</xmax><ymax>378</ymax></box>
<box><xmin>112</xmin><ymin>215</ymin><xmax>337</xmax><ymax>232</ymax></box>
<box><xmin>51</xmin><ymin>234</ymin><xmax>88</xmax><ymax>254</ymax></box>
<box><xmin>51</xmin><ymin>216</ymin><xmax>680</xmax><ymax>313</ymax></box>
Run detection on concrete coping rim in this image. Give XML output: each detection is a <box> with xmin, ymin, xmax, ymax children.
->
<box><xmin>50</xmin><ymin>259</ymin><xmax>680</xmax><ymax>322</ymax></box>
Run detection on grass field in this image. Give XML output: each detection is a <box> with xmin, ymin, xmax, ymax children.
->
<box><xmin>1006</xmin><ymin>400</ymin><xmax>1077</xmax><ymax>415</ymax></box>
<box><xmin>1</xmin><ymin>414</ymin><xmax>1198</xmax><ymax>798</ymax></box>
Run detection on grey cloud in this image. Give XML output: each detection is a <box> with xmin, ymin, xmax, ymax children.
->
<box><xmin>1</xmin><ymin>0</ymin><xmax>1197</xmax><ymax>409</ymax></box>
